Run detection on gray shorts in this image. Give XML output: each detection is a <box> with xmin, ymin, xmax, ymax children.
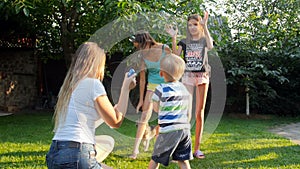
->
<box><xmin>151</xmin><ymin>129</ymin><xmax>193</xmax><ymax>166</ymax></box>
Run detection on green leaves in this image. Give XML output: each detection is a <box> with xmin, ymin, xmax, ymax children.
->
<box><xmin>12</xmin><ymin>1</ymin><xmax>35</xmax><ymax>16</ymax></box>
<box><xmin>219</xmin><ymin>0</ymin><xmax>300</xmax><ymax>115</ymax></box>
<box><xmin>23</xmin><ymin>7</ymin><xmax>29</xmax><ymax>16</ymax></box>
<box><xmin>1</xmin><ymin>0</ymin><xmax>298</xmax><ymax>115</ymax></box>
<box><xmin>15</xmin><ymin>4</ymin><xmax>21</xmax><ymax>14</ymax></box>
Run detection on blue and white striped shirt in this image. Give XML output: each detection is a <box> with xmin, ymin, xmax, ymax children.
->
<box><xmin>152</xmin><ymin>82</ymin><xmax>191</xmax><ymax>133</ymax></box>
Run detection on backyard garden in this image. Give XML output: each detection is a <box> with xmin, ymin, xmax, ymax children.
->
<box><xmin>0</xmin><ymin>0</ymin><xmax>299</xmax><ymax>168</ymax></box>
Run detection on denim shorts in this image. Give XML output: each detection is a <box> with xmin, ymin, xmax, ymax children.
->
<box><xmin>46</xmin><ymin>140</ymin><xmax>102</xmax><ymax>169</ymax></box>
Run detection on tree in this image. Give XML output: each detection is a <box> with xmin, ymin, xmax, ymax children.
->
<box><xmin>219</xmin><ymin>0</ymin><xmax>300</xmax><ymax>116</ymax></box>
<box><xmin>1</xmin><ymin>0</ymin><xmax>220</xmax><ymax>65</ymax></box>
<box><xmin>3</xmin><ymin>0</ymin><xmax>298</xmax><ymax>116</ymax></box>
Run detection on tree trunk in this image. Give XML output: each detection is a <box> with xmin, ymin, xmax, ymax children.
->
<box><xmin>59</xmin><ymin>1</ymin><xmax>79</xmax><ymax>68</ymax></box>
<box><xmin>245</xmin><ymin>86</ymin><xmax>250</xmax><ymax>116</ymax></box>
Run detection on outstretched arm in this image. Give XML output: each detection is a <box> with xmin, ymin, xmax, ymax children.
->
<box><xmin>95</xmin><ymin>73</ymin><xmax>136</xmax><ymax>128</ymax></box>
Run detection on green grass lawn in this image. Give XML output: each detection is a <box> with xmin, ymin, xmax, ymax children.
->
<box><xmin>0</xmin><ymin>110</ymin><xmax>299</xmax><ymax>169</ymax></box>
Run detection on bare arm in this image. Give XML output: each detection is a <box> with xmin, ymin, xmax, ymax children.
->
<box><xmin>136</xmin><ymin>61</ymin><xmax>146</xmax><ymax>112</ymax></box>
<box><xmin>201</xmin><ymin>11</ymin><xmax>214</xmax><ymax>50</ymax></box>
<box><xmin>204</xmin><ymin>26</ymin><xmax>213</xmax><ymax>50</ymax></box>
<box><xmin>95</xmin><ymin>95</ymin><xmax>124</xmax><ymax>128</ymax></box>
<box><xmin>187</xmin><ymin>92</ymin><xmax>193</xmax><ymax>122</ymax></box>
<box><xmin>170</xmin><ymin>35</ymin><xmax>182</xmax><ymax>56</ymax></box>
<box><xmin>95</xmin><ymin>73</ymin><xmax>136</xmax><ymax>128</ymax></box>
<box><xmin>152</xmin><ymin>100</ymin><xmax>159</xmax><ymax>113</ymax></box>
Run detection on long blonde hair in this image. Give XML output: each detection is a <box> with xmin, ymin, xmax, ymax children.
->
<box><xmin>53</xmin><ymin>42</ymin><xmax>106</xmax><ymax>131</ymax></box>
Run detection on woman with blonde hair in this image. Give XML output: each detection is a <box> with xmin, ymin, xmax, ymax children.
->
<box><xmin>46</xmin><ymin>42</ymin><xmax>136</xmax><ymax>169</ymax></box>
<box><xmin>166</xmin><ymin>11</ymin><xmax>214</xmax><ymax>159</ymax></box>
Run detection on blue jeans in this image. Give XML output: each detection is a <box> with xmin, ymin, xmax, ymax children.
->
<box><xmin>46</xmin><ymin>140</ymin><xmax>102</xmax><ymax>169</ymax></box>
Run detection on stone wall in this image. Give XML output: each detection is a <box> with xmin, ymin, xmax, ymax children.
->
<box><xmin>0</xmin><ymin>49</ymin><xmax>38</xmax><ymax>111</ymax></box>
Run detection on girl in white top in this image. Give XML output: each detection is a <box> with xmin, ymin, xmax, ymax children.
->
<box><xmin>46</xmin><ymin>42</ymin><xmax>136</xmax><ymax>169</ymax></box>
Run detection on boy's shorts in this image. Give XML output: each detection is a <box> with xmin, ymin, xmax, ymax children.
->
<box><xmin>151</xmin><ymin>129</ymin><xmax>193</xmax><ymax>166</ymax></box>
<box><xmin>182</xmin><ymin>72</ymin><xmax>209</xmax><ymax>86</ymax></box>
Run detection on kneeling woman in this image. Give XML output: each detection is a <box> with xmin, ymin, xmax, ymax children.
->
<box><xmin>46</xmin><ymin>42</ymin><xmax>136</xmax><ymax>169</ymax></box>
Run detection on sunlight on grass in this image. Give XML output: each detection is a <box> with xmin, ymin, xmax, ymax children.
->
<box><xmin>187</xmin><ymin>117</ymin><xmax>300</xmax><ymax>169</ymax></box>
<box><xmin>1</xmin><ymin>112</ymin><xmax>299</xmax><ymax>169</ymax></box>
<box><xmin>223</xmin><ymin>152</ymin><xmax>278</xmax><ymax>164</ymax></box>
<box><xmin>227</xmin><ymin>139</ymin><xmax>295</xmax><ymax>150</ymax></box>
<box><xmin>0</xmin><ymin>142</ymin><xmax>48</xmax><ymax>169</ymax></box>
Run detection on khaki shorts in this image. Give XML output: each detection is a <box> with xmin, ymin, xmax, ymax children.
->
<box><xmin>182</xmin><ymin>72</ymin><xmax>209</xmax><ymax>86</ymax></box>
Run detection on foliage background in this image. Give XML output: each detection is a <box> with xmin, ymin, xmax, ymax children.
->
<box><xmin>0</xmin><ymin>0</ymin><xmax>299</xmax><ymax>116</ymax></box>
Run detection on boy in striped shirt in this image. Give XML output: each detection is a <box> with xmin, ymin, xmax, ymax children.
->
<box><xmin>148</xmin><ymin>54</ymin><xmax>193</xmax><ymax>169</ymax></box>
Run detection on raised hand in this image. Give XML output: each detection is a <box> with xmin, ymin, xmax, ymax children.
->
<box><xmin>199</xmin><ymin>11</ymin><xmax>209</xmax><ymax>27</ymax></box>
<box><xmin>124</xmin><ymin>72</ymin><xmax>136</xmax><ymax>90</ymax></box>
<box><xmin>165</xmin><ymin>24</ymin><xmax>178</xmax><ymax>37</ymax></box>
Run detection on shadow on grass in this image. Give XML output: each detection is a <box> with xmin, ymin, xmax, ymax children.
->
<box><xmin>194</xmin><ymin>145</ymin><xmax>300</xmax><ymax>168</ymax></box>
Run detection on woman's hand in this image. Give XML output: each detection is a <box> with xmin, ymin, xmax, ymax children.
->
<box><xmin>123</xmin><ymin>72</ymin><xmax>137</xmax><ymax>90</ymax></box>
<box><xmin>165</xmin><ymin>24</ymin><xmax>178</xmax><ymax>38</ymax></box>
<box><xmin>200</xmin><ymin>11</ymin><xmax>209</xmax><ymax>27</ymax></box>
